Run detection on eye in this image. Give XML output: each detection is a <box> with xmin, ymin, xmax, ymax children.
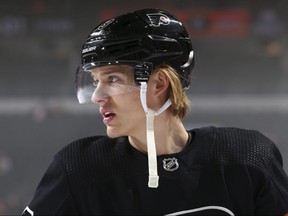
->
<box><xmin>108</xmin><ymin>76</ymin><xmax>119</xmax><ymax>83</ymax></box>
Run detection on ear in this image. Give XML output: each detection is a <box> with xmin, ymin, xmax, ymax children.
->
<box><xmin>151</xmin><ymin>69</ymin><xmax>170</xmax><ymax>97</ymax></box>
<box><xmin>146</xmin><ymin>69</ymin><xmax>170</xmax><ymax>110</ymax></box>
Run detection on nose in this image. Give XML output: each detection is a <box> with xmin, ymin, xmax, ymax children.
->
<box><xmin>93</xmin><ymin>95</ymin><xmax>110</xmax><ymax>106</ymax></box>
<box><xmin>91</xmin><ymin>84</ymin><xmax>110</xmax><ymax>105</ymax></box>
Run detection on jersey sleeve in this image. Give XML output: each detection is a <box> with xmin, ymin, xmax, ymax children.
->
<box><xmin>254</xmin><ymin>137</ymin><xmax>288</xmax><ymax>215</ymax></box>
<box><xmin>211</xmin><ymin>127</ymin><xmax>288</xmax><ymax>215</ymax></box>
<box><xmin>22</xmin><ymin>156</ymin><xmax>79</xmax><ymax>215</ymax></box>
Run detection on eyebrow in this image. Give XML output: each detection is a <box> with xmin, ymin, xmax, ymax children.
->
<box><xmin>91</xmin><ymin>69</ymin><xmax>126</xmax><ymax>80</ymax></box>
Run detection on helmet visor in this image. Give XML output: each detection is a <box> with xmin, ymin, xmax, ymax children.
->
<box><xmin>76</xmin><ymin>61</ymin><xmax>152</xmax><ymax>104</ymax></box>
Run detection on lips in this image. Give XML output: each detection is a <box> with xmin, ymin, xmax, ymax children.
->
<box><xmin>100</xmin><ymin>108</ymin><xmax>116</xmax><ymax>125</ymax></box>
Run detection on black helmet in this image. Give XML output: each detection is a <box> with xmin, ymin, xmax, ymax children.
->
<box><xmin>81</xmin><ymin>8</ymin><xmax>194</xmax><ymax>89</ymax></box>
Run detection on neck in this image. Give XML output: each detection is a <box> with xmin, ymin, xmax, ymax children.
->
<box><xmin>128</xmin><ymin>113</ymin><xmax>189</xmax><ymax>155</ymax></box>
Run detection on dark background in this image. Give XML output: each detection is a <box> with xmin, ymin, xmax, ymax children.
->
<box><xmin>0</xmin><ymin>0</ymin><xmax>288</xmax><ymax>214</ymax></box>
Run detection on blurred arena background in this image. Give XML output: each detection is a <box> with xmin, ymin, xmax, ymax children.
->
<box><xmin>0</xmin><ymin>0</ymin><xmax>288</xmax><ymax>214</ymax></box>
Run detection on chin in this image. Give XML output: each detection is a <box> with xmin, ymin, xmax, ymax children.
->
<box><xmin>106</xmin><ymin>127</ymin><xmax>124</xmax><ymax>138</ymax></box>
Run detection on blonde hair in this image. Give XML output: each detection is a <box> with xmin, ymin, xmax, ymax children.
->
<box><xmin>155</xmin><ymin>65</ymin><xmax>191</xmax><ymax>119</ymax></box>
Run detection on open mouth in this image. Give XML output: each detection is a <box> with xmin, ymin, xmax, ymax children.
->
<box><xmin>104</xmin><ymin>112</ymin><xmax>115</xmax><ymax>118</ymax></box>
<box><xmin>100</xmin><ymin>108</ymin><xmax>116</xmax><ymax>125</ymax></box>
<box><xmin>102</xmin><ymin>111</ymin><xmax>116</xmax><ymax>125</ymax></box>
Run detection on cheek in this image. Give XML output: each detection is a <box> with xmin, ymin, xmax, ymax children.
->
<box><xmin>126</xmin><ymin>92</ymin><xmax>143</xmax><ymax>113</ymax></box>
<box><xmin>110</xmin><ymin>92</ymin><xmax>146</xmax><ymax>136</ymax></box>
<box><xmin>116</xmin><ymin>91</ymin><xmax>143</xmax><ymax>114</ymax></box>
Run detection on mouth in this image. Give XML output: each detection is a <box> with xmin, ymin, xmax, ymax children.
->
<box><xmin>103</xmin><ymin>112</ymin><xmax>115</xmax><ymax>118</ymax></box>
<box><xmin>100</xmin><ymin>109</ymin><xmax>116</xmax><ymax>125</ymax></box>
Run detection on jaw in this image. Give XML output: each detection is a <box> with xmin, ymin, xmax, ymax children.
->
<box><xmin>105</xmin><ymin>122</ymin><xmax>126</xmax><ymax>138</ymax></box>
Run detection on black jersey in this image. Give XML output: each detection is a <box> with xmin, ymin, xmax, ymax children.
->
<box><xmin>22</xmin><ymin>127</ymin><xmax>288</xmax><ymax>215</ymax></box>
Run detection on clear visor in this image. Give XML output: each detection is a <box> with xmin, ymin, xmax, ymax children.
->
<box><xmin>76</xmin><ymin>61</ymin><xmax>151</xmax><ymax>104</ymax></box>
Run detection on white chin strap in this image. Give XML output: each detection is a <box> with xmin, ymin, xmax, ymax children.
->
<box><xmin>140</xmin><ymin>82</ymin><xmax>172</xmax><ymax>188</ymax></box>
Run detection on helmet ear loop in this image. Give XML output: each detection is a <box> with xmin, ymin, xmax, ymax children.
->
<box><xmin>139</xmin><ymin>82</ymin><xmax>171</xmax><ymax>188</ymax></box>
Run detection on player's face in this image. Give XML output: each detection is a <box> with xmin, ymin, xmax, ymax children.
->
<box><xmin>91</xmin><ymin>65</ymin><xmax>146</xmax><ymax>138</ymax></box>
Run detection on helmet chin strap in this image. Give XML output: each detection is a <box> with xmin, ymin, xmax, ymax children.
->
<box><xmin>140</xmin><ymin>82</ymin><xmax>172</xmax><ymax>188</ymax></box>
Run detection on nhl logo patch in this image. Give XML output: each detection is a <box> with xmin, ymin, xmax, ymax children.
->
<box><xmin>163</xmin><ymin>157</ymin><xmax>179</xmax><ymax>171</ymax></box>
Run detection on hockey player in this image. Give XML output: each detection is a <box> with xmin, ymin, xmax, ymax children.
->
<box><xmin>23</xmin><ymin>8</ymin><xmax>288</xmax><ymax>215</ymax></box>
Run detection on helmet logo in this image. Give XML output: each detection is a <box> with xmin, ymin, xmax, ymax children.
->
<box><xmin>82</xmin><ymin>45</ymin><xmax>97</xmax><ymax>54</ymax></box>
<box><xmin>163</xmin><ymin>157</ymin><xmax>179</xmax><ymax>171</ymax></box>
<box><xmin>93</xmin><ymin>19</ymin><xmax>115</xmax><ymax>33</ymax></box>
<box><xmin>147</xmin><ymin>13</ymin><xmax>170</xmax><ymax>27</ymax></box>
